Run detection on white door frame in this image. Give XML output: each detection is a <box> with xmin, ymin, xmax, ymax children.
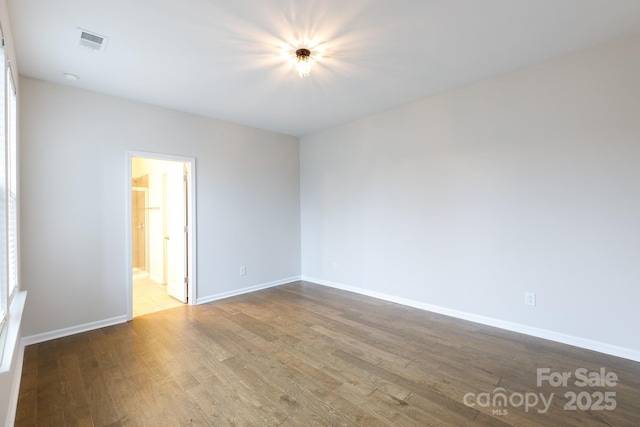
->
<box><xmin>125</xmin><ymin>150</ymin><xmax>197</xmax><ymax>320</ymax></box>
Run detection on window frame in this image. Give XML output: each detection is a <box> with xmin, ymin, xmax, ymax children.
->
<box><xmin>6</xmin><ymin>63</ymin><xmax>17</xmax><ymax>303</ymax></box>
<box><xmin>0</xmin><ymin>32</ymin><xmax>7</xmax><ymax>334</ymax></box>
<box><xmin>0</xmin><ymin>27</ymin><xmax>19</xmax><ymax>347</ymax></box>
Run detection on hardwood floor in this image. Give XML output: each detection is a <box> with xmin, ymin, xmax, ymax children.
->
<box><xmin>15</xmin><ymin>281</ymin><xmax>640</xmax><ymax>426</ymax></box>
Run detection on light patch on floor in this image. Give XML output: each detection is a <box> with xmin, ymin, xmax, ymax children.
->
<box><xmin>133</xmin><ymin>276</ymin><xmax>184</xmax><ymax>317</ymax></box>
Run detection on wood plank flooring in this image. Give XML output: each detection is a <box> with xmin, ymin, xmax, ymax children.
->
<box><xmin>15</xmin><ymin>281</ymin><xmax>640</xmax><ymax>426</ymax></box>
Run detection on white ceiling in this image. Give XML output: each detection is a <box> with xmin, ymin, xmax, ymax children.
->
<box><xmin>8</xmin><ymin>0</ymin><xmax>640</xmax><ymax>136</ymax></box>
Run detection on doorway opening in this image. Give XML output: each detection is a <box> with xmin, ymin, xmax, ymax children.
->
<box><xmin>127</xmin><ymin>152</ymin><xmax>196</xmax><ymax>319</ymax></box>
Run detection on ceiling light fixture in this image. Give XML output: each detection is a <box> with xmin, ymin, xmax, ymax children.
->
<box><xmin>295</xmin><ymin>48</ymin><xmax>311</xmax><ymax>78</ymax></box>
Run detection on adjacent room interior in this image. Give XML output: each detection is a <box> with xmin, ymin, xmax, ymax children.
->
<box><xmin>130</xmin><ymin>155</ymin><xmax>192</xmax><ymax>317</ymax></box>
<box><xmin>1</xmin><ymin>1</ymin><xmax>639</xmax><ymax>426</ymax></box>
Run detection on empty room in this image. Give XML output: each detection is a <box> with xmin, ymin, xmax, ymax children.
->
<box><xmin>1</xmin><ymin>0</ymin><xmax>639</xmax><ymax>426</ymax></box>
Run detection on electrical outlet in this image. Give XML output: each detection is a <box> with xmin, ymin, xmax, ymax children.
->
<box><xmin>525</xmin><ymin>292</ymin><xmax>536</xmax><ymax>307</ymax></box>
<box><xmin>240</xmin><ymin>266</ymin><xmax>247</xmax><ymax>276</ymax></box>
<box><xmin>332</xmin><ymin>261</ymin><xmax>338</xmax><ymax>271</ymax></box>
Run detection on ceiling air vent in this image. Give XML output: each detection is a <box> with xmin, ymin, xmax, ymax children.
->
<box><xmin>77</xmin><ymin>28</ymin><xmax>109</xmax><ymax>52</ymax></box>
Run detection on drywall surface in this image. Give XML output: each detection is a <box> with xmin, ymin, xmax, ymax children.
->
<box><xmin>301</xmin><ymin>34</ymin><xmax>640</xmax><ymax>353</ymax></box>
<box><xmin>20</xmin><ymin>77</ymin><xmax>300</xmax><ymax>336</ymax></box>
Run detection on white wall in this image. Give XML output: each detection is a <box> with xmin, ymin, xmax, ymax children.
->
<box><xmin>301</xmin><ymin>33</ymin><xmax>640</xmax><ymax>357</ymax></box>
<box><xmin>19</xmin><ymin>77</ymin><xmax>301</xmax><ymax>337</ymax></box>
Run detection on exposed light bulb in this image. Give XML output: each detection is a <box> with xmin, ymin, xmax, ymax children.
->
<box><xmin>296</xmin><ymin>58</ymin><xmax>311</xmax><ymax>77</ymax></box>
<box><xmin>295</xmin><ymin>48</ymin><xmax>311</xmax><ymax>78</ymax></box>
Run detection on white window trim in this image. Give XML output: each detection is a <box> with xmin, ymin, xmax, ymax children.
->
<box><xmin>0</xmin><ymin>30</ymin><xmax>21</xmax><ymax>373</ymax></box>
<box><xmin>0</xmin><ymin>290</ymin><xmax>25</xmax><ymax>373</ymax></box>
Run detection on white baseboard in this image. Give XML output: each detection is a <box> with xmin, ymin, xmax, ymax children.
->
<box><xmin>196</xmin><ymin>276</ymin><xmax>301</xmax><ymax>305</ymax></box>
<box><xmin>22</xmin><ymin>315</ymin><xmax>128</xmax><ymax>346</ymax></box>
<box><xmin>302</xmin><ymin>276</ymin><xmax>640</xmax><ymax>363</ymax></box>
